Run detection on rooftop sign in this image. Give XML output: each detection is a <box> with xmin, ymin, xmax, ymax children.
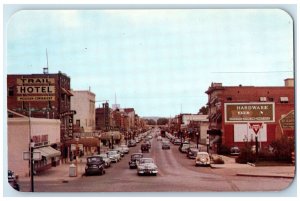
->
<box><xmin>225</xmin><ymin>102</ymin><xmax>275</xmax><ymax>123</ymax></box>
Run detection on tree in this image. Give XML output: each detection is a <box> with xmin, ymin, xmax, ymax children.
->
<box><xmin>144</xmin><ymin>119</ymin><xmax>156</xmax><ymax>125</ymax></box>
<box><xmin>157</xmin><ymin>118</ymin><xmax>169</xmax><ymax>125</ymax></box>
<box><xmin>198</xmin><ymin>106</ymin><xmax>208</xmax><ymax>115</ymax></box>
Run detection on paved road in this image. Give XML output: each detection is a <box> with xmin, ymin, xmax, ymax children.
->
<box><xmin>17</xmin><ymin>130</ymin><xmax>293</xmax><ymax>193</ymax></box>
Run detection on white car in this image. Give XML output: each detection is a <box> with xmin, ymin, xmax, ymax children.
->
<box><xmin>195</xmin><ymin>152</ymin><xmax>211</xmax><ymax>166</ymax></box>
<box><xmin>97</xmin><ymin>154</ymin><xmax>112</xmax><ymax>168</ymax></box>
<box><xmin>107</xmin><ymin>150</ymin><xmax>121</xmax><ymax>162</ymax></box>
<box><xmin>120</xmin><ymin>145</ymin><xmax>130</xmax><ymax>154</ymax></box>
<box><xmin>137</xmin><ymin>158</ymin><xmax>158</xmax><ymax>176</ymax></box>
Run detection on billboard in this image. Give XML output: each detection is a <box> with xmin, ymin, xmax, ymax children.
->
<box><xmin>234</xmin><ymin>123</ymin><xmax>267</xmax><ymax>142</ymax></box>
<box><xmin>16</xmin><ymin>77</ymin><xmax>56</xmax><ymax>101</ymax></box>
<box><xmin>225</xmin><ymin>102</ymin><xmax>275</xmax><ymax>123</ymax></box>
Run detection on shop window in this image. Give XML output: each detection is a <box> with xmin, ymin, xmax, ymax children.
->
<box><xmin>8</xmin><ymin>87</ymin><xmax>14</xmax><ymax>96</ymax></box>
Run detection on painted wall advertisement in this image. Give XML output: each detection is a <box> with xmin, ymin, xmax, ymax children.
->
<box><xmin>16</xmin><ymin>78</ymin><xmax>55</xmax><ymax>101</ymax></box>
<box><xmin>225</xmin><ymin>102</ymin><xmax>275</xmax><ymax>123</ymax></box>
<box><xmin>234</xmin><ymin>123</ymin><xmax>267</xmax><ymax>142</ymax></box>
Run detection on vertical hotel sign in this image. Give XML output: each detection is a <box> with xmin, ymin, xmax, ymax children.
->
<box><xmin>16</xmin><ymin>78</ymin><xmax>55</xmax><ymax>101</ymax></box>
<box><xmin>225</xmin><ymin>102</ymin><xmax>275</xmax><ymax>123</ymax></box>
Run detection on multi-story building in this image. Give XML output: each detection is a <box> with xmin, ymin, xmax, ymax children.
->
<box><xmin>7</xmin><ymin>71</ymin><xmax>75</xmax><ymax>143</ymax></box>
<box><xmin>71</xmin><ymin>90</ymin><xmax>96</xmax><ymax>132</ymax></box>
<box><xmin>205</xmin><ymin>78</ymin><xmax>295</xmax><ymax>152</ymax></box>
<box><xmin>95</xmin><ymin>102</ymin><xmax>112</xmax><ymax>131</ymax></box>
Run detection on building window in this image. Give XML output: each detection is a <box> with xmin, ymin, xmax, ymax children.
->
<box><xmin>227</xmin><ymin>97</ymin><xmax>232</xmax><ymax>101</ymax></box>
<box><xmin>280</xmin><ymin>97</ymin><xmax>289</xmax><ymax>103</ymax></box>
<box><xmin>8</xmin><ymin>87</ymin><xmax>14</xmax><ymax>96</ymax></box>
<box><xmin>259</xmin><ymin>97</ymin><xmax>267</xmax><ymax>102</ymax></box>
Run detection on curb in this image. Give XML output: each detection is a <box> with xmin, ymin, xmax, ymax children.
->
<box><xmin>236</xmin><ymin>173</ymin><xmax>294</xmax><ymax>179</ymax></box>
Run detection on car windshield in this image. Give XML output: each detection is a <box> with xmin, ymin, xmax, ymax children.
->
<box><xmin>108</xmin><ymin>151</ymin><xmax>118</xmax><ymax>155</ymax></box>
<box><xmin>140</xmin><ymin>158</ymin><xmax>154</xmax><ymax>164</ymax></box>
<box><xmin>132</xmin><ymin>154</ymin><xmax>143</xmax><ymax>159</ymax></box>
<box><xmin>99</xmin><ymin>154</ymin><xmax>107</xmax><ymax>158</ymax></box>
<box><xmin>198</xmin><ymin>153</ymin><xmax>208</xmax><ymax>157</ymax></box>
<box><xmin>87</xmin><ymin>157</ymin><xmax>102</xmax><ymax>163</ymax></box>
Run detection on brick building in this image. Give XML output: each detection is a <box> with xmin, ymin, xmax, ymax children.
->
<box><xmin>205</xmin><ymin>79</ymin><xmax>294</xmax><ymax>152</ymax></box>
<box><xmin>95</xmin><ymin>102</ymin><xmax>112</xmax><ymax>131</ymax></box>
<box><xmin>7</xmin><ymin>72</ymin><xmax>75</xmax><ymax>144</ymax></box>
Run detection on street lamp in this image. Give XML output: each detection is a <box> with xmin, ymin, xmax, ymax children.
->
<box><xmin>75</xmin><ymin>137</ymin><xmax>79</xmax><ymax>177</ymax></box>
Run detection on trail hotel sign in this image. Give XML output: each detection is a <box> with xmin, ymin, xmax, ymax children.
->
<box><xmin>225</xmin><ymin>102</ymin><xmax>275</xmax><ymax>123</ymax></box>
<box><xmin>16</xmin><ymin>78</ymin><xmax>55</xmax><ymax>101</ymax></box>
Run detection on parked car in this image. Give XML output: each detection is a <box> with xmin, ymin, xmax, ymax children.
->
<box><xmin>230</xmin><ymin>146</ymin><xmax>240</xmax><ymax>155</ymax></box>
<box><xmin>129</xmin><ymin>153</ymin><xmax>143</xmax><ymax>169</ymax></box>
<box><xmin>8</xmin><ymin>170</ymin><xmax>20</xmax><ymax>191</ymax></box>
<box><xmin>173</xmin><ymin>138</ymin><xmax>181</xmax><ymax>145</ymax></box>
<box><xmin>97</xmin><ymin>154</ymin><xmax>112</xmax><ymax>168</ymax></box>
<box><xmin>128</xmin><ymin>140</ymin><xmax>137</xmax><ymax>147</ymax></box>
<box><xmin>186</xmin><ymin>147</ymin><xmax>199</xmax><ymax>159</ymax></box>
<box><xmin>162</xmin><ymin>140</ymin><xmax>170</xmax><ymax>149</ymax></box>
<box><xmin>120</xmin><ymin>144</ymin><xmax>130</xmax><ymax>154</ymax></box>
<box><xmin>137</xmin><ymin>158</ymin><xmax>158</xmax><ymax>176</ymax></box>
<box><xmin>114</xmin><ymin>147</ymin><xmax>125</xmax><ymax>157</ymax></box>
<box><xmin>143</xmin><ymin>140</ymin><xmax>151</xmax><ymax>148</ymax></box>
<box><xmin>195</xmin><ymin>152</ymin><xmax>211</xmax><ymax>167</ymax></box>
<box><xmin>107</xmin><ymin>150</ymin><xmax>121</xmax><ymax>162</ymax></box>
<box><xmin>141</xmin><ymin>143</ymin><xmax>150</xmax><ymax>153</ymax></box>
<box><xmin>179</xmin><ymin>142</ymin><xmax>190</xmax><ymax>153</ymax></box>
<box><xmin>85</xmin><ymin>156</ymin><xmax>106</xmax><ymax>176</ymax></box>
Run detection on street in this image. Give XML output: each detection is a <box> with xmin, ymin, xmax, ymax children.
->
<box><xmin>16</xmin><ymin>129</ymin><xmax>294</xmax><ymax>193</ymax></box>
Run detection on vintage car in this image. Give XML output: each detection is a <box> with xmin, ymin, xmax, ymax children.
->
<box><xmin>107</xmin><ymin>150</ymin><xmax>121</xmax><ymax>162</ymax></box>
<box><xmin>173</xmin><ymin>138</ymin><xmax>181</xmax><ymax>145</ymax></box>
<box><xmin>85</xmin><ymin>156</ymin><xmax>106</xmax><ymax>176</ymax></box>
<box><xmin>179</xmin><ymin>142</ymin><xmax>190</xmax><ymax>153</ymax></box>
<box><xmin>113</xmin><ymin>147</ymin><xmax>125</xmax><ymax>157</ymax></box>
<box><xmin>8</xmin><ymin>170</ymin><xmax>20</xmax><ymax>191</ymax></box>
<box><xmin>195</xmin><ymin>152</ymin><xmax>211</xmax><ymax>167</ymax></box>
<box><xmin>230</xmin><ymin>146</ymin><xmax>241</xmax><ymax>155</ymax></box>
<box><xmin>120</xmin><ymin>144</ymin><xmax>130</xmax><ymax>154</ymax></box>
<box><xmin>137</xmin><ymin>158</ymin><xmax>158</xmax><ymax>176</ymax></box>
<box><xmin>162</xmin><ymin>140</ymin><xmax>170</xmax><ymax>149</ymax></box>
<box><xmin>128</xmin><ymin>140</ymin><xmax>137</xmax><ymax>147</ymax></box>
<box><xmin>128</xmin><ymin>153</ymin><xmax>144</xmax><ymax>169</ymax></box>
<box><xmin>186</xmin><ymin>147</ymin><xmax>199</xmax><ymax>159</ymax></box>
<box><xmin>141</xmin><ymin>143</ymin><xmax>150</xmax><ymax>153</ymax></box>
<box><xmin>97</xmin><ymin>154</ymin><xmax>112</xmax><ymax>168</ymax></box>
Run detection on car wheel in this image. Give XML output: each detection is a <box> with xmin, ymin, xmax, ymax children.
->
<box><xmin>153</xmin><ymin>173</ymin><xmax>157</xmax><ymax>176</ymax></box>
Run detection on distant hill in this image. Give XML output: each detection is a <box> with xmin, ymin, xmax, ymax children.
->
<box><xmin>142</xmin><ymin>117</ymin><xmax>167</xmax><ymax>121</ymax></box>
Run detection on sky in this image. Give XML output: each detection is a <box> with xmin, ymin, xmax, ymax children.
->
<box><xmin>5</xmin><ymin>9</ymin><xmax>294</xmax><ymax>117</ymax></box>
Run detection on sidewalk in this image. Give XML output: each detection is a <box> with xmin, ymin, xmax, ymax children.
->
<box><xmin>19</xmin><ymin>158</ymin><xmax>87</xmax><ymax>183</ymax></box>
<box><xmin>210</xmin><ymin>154</ymin><xmax>296</xmax><ymax>179</ymax></box>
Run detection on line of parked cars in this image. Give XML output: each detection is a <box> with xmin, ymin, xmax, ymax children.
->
<box><xmin>85</xmin><ymin>130</ymin><xmax>156</xmax><ymax>176</ymax></box>
<box><xmin>164</xmin><ymin>131</ymin><xmax>211</xmax><ymax>167</ymax></box>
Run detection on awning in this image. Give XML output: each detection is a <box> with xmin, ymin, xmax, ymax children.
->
<box><xmin>35</xmin><ymin>146</ymin><xmax>61</xmax><ymax>159</ymax></box>
<box><xmin>61</xmin><ymin>88</ymin><xmax>74</xmax><ymax>96</ymax></box>
<box><xmin>207</xmin><ymin>129</ymin><xmax>222</xmax><ymax>135</ymax></box>
<box><xmin>100</xmin><ymin>131</ymin><xmax>122</xmax><ymax>140</ymax></box>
